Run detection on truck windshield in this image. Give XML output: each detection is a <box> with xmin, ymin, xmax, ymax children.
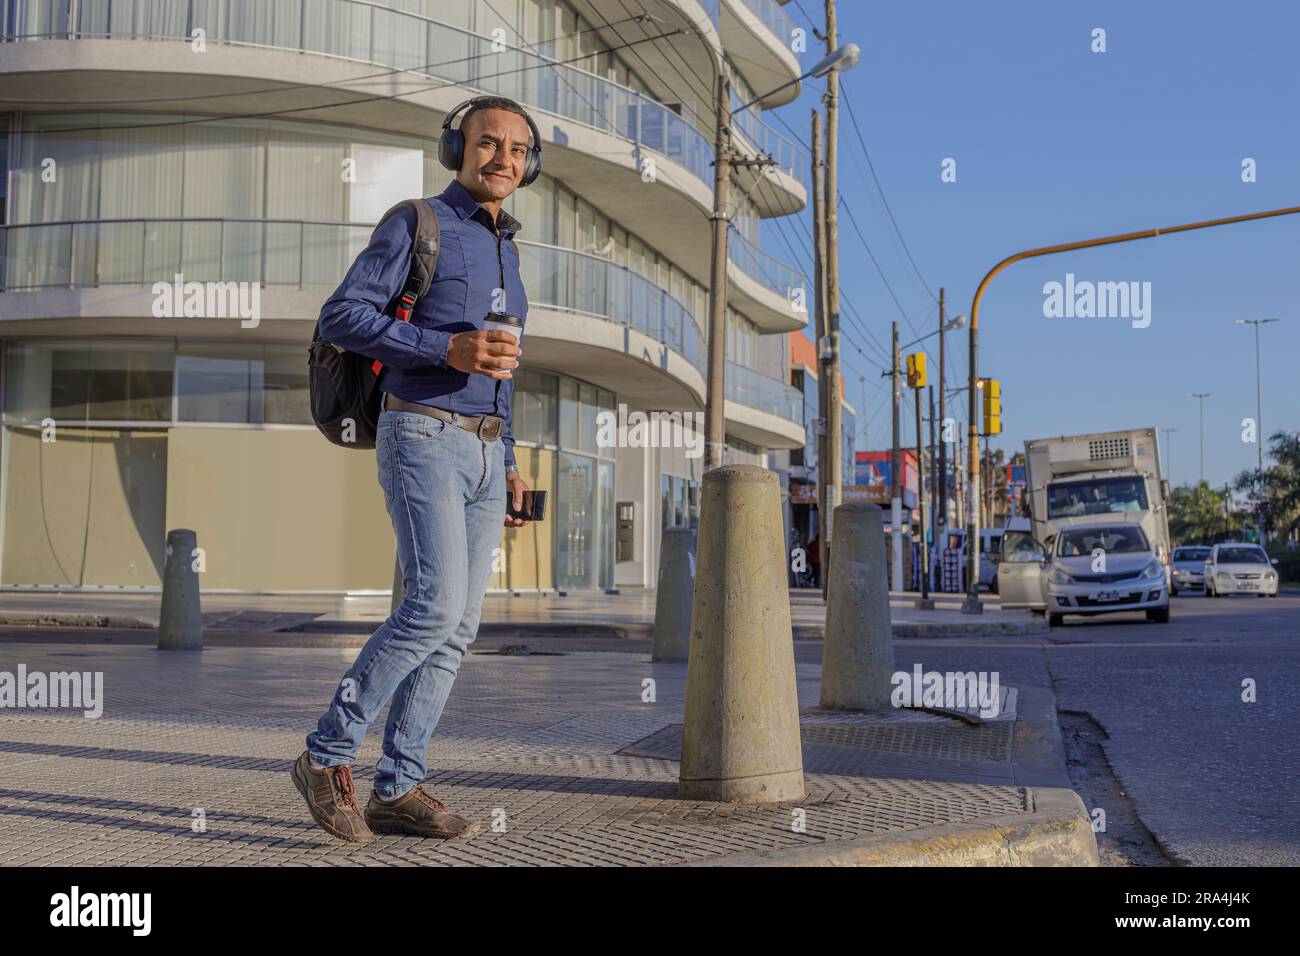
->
<box><xmin>1047</xmin><ymin>478</ymin><xmax>1148</xmax><ymax>519</ymax></box>
<box><xmin>1057</xmin><ymin>526</ymin><xmax>1150</xmax><ymax>556</ymax></box>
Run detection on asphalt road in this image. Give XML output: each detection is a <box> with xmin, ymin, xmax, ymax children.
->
<box><xmin>884</xmin><ymin>589</ymin><xmax>1300</xmax><ymax>866</ymax></box>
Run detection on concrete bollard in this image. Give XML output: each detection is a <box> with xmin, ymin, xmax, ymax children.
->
<box><xmin>157</xmin><ymin>529</ymin><xmax>203</xmax><ymax>650</ymax></box>
<box><xmin>390</xmin><ymin>552</ymin><xmax>404</xmax><ymax>615</ymax></box>
<box><xmin>652</xmin><ymin>527</ymin><xmax>695</xmax><ymax>662</ymax></box>
<box><xmin>820</xmin><ymin>502</ymin><xmax>894</xmax><ymax>711</ymax></box>
<box><xmin>679</xmin><ymin>465</ymin><xmax>804</xmax><ymax>803</ymax></box>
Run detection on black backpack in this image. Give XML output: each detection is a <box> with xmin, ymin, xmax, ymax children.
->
<box><xmin>308</xmin><ymin>198</ymin><xmax>440</xmax><ymax>449</ymax></box>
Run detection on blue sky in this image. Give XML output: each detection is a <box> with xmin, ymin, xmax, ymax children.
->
<box><xmin>766</xmin><ymin>0</ymin><xmax>1299</xmax><ymax>489</ymax></box>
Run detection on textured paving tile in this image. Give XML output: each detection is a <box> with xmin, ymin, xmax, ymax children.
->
<box><xmin>0</xmin><ymin>643</ymin><xmax>1027</xmax><ymax>865</ymax></box>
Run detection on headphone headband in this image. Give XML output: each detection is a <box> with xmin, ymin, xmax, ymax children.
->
<box><xmin>438</xmin><ymin>96</ymin><xmax>542</xmax><ymax>188</ymax></box>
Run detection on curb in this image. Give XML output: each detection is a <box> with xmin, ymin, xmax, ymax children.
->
<box><xmin>685</xmin><ymin>787</ymin><xmax>1099</xmax><ymax>867</ymax></box>
<box><xmin>0</xmin><ymin>614</ymin><xmax>1046</xmax><ymax>639</ymax></box>
<box><xmin>0</xmin><ymin>613</ymin><xmax>154</xmax><ymax>629</ymax></box>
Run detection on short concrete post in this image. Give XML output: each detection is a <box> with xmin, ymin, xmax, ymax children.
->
<box><xmin>820</xmin><ymin>502</ymin><xmax>894</xmax><ymax>711</ymax></box>
<box><xmin>390</xmin><ymin>552</ymin><xmax>404</xmax><ymax>614</ymax></box>
<box><xmin>652</xmin><ymin>527</ymin><xmax>694</xmax><ymax>662</ymax></box>
<box><xmin>679</xmin><ymin>465</ymin><xmax>804</xmax><ymax>803</ymax></box>
<box><xmin>157</xmin><ymin>529</ymin><xmax>203</xmax><ymax>650</ymax></box>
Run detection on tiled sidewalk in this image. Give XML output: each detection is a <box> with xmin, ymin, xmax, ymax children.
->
<box><xmin>0</xmin><ymin>640</ymin><xmax>1085</xmax><ymax>866</ymax></box>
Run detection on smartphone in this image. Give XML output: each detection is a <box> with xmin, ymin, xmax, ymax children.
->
<box><xmin>507</xmin><ymin>489</ymin><xmax>547</xmax><ymax>522</ymax></box>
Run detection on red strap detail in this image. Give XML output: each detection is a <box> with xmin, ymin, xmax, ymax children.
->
<box><xmin>374</xmin><ymin>294</ymin><xmax>419</xmax><ymax>376</ymax></box>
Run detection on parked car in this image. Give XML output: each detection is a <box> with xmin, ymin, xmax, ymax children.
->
<box><xmin>995</xmin><ymin>516</ymin><xmax>1170</xmax><ymax>626</ymax></box>
<box><xmin>1203</xmin><ymin>543</ymin><xmax>1280</xmax><ymax>597</ymax></box>
<box><xmin>1170</xmin><ymin>545</ymin><xmax>1211</xmax><ymax>595</ymax></box>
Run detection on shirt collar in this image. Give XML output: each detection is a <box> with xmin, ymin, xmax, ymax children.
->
<box><xmin>438</xmin><ymin>180</ymin><xmax>522</xmax><ymax>238</ymax></box>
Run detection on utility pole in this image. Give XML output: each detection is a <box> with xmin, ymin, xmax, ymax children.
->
<box><xmin>891</xmin><ymin>321</ymin><xmax>902</xmax><ymax>590</ymax></box>
<box><xmin>1190</xmin><ymin>391</ymin><xmax>1210</xmax><ymax>484</ymax></box>
<box><xmin>704</xmin><ymin>72</ymin><xmax>731</xmax><ymax>470</ymax></box>
<box><xmin>937</xmin><ymin>287</ymin><xmax>947</xmax><ymax>535</ymax></box>
<box><xmin>915</xmin><ymin>380</ymin><xmax>932</xmax><ymax>608</ymax></box>
<box><xmin>822</xmin><ymin>0</ymin><xmax>843</xmax><ymax>568</ymax></box>
<box><xmin>811</xmin><ymin>111</ymin><xmax>828</xmax><ymax>599</ymax></box>
<box><xmin>961</xmin><ymin>319</ymin><xmax>981</xmax><ymax>614</ymax></box>
<box><xmin>928</xmin><ymin>384</ymin><xmax>937</xmax><ymax>552</ymax></box>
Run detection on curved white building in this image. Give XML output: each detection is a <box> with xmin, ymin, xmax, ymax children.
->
<box><xmin>0</xmin><ymin>0</ymin><xmax>810</xmax><ymax>592</ymax></box>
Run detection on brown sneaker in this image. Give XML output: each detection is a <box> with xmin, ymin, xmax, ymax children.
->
<box><xmin>291</xmin><ymin>751</ymin><xmax>375</xmax><ymax>844</ymax></box>
<box><xmin>365</xmin><ymin>785</ymin><xmax>482</xmax><ymax>840</ymax></box>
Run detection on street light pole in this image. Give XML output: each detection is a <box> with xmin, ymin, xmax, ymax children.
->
<box><xmin>1234</xmin><ymin>318</ymin><xmax>1280</xmax><ymax>542</ymax></box>
<box><xmin>959</xmin><ymin>201</ymin><xmax>1300</xmax><ymax>614</ymax></box>
<box><xmin>1190</xmin><ymin>392</ymin><xmax>1210</xmax><ymax>484</ymax></box>
<box><xmin>1160</xmin><ymin>427</ymin><xmax>1180</xmax><ymax>487</ymax></box>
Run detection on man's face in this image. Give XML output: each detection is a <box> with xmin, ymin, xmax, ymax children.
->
<box><xmin>456</xmin><ymin>108</ymin><xmax>530</xmax><ymax>203</ymax></box>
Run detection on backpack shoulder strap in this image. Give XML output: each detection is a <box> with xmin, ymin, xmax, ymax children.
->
<box><xmin>375</xmin><ymin>198</ymin><xmax>441</xmax><ymax>321</ymax></box>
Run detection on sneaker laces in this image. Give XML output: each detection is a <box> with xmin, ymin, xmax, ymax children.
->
<box><xmin>329</xmin><ymin>765</ymin><xmax>361</xmax><ymax>812</ymax></box>
<box><xmin>412</xmin><ymin>786</ymin><xmax>449</xmax><ymax>814</ymax></box>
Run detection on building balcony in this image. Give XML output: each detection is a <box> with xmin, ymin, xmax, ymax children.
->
<box><xmin>719</xmin><ymin>0</ymin><xmax>801</xmax><ymax>109</ymax></box>
<box><xmin>723</xmin><ymin>359</ymin><xmax>804</xmax><ymax>449</ymax></box>
<box><xmin>0</xmin><ymin>0</ymin><xmax>804</xmax><ymax>225</ymax></box>
<box><xmin>1</xmin><ymin>218</ymin><xmax>788</xmax><ymax>437</ymax></box>
<box><xmin>726</xmin><ymin>228</ymin><xmax>807</xmax><ymax>333</ymax></box>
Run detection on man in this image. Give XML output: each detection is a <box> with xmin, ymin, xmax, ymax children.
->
<box><xmin>292</xmin><ymin>96</ymin><xmax>535</xmax><ymax>843</ymax></box>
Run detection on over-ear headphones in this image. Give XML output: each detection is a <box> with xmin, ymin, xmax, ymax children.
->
<box><xmin>438</xmin><ymin>96</ymin><xmax>542</xmax><ymax>188</ymax></box>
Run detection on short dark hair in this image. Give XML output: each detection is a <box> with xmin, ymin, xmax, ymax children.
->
<box><xmin>460</xmin><ymin>96</ymin><xmax>532</xmax><ymax>143</ymax></box>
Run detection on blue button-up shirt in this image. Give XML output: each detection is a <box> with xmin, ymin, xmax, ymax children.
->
<box><xmin>318</xmin><ymin>180</ymin><xmax>528</xmax><ymax>469</ymax></box>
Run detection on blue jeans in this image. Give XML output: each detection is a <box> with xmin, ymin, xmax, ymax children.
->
<box><xmin>307</xmin><ymin>407</ymin><xmax>505</xmax><ymax>800</ymax></box>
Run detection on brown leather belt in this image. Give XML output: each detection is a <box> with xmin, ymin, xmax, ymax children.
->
<box><xmin>383</xmin><ymin>393</ymin><xmax>504</xmax><ymax>441</ymax></box>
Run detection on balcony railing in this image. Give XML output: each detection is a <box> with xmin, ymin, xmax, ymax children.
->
<box><xmin>0</xmin><ymin>0</ymin><xmax>715</xmax><ymax>188</ymax></box>
<box><xmin>737</xmin><ymin>0</ymin><xmax>797</xmax><ymax>49</ymax></box>
<box><xmin>725</xmin><ymin>360</ymin><xmax>801</xmax><ymax>423</ymax></box>
<box><xmin>3</xmin><ymin>0</ymin><xmax>807</xmax><ymax>192</ymax></box>
<box><xmin>728</xmin><ymin>227</ymin><xmax>805</xmax><ymax>306</ymax></box>
<box><xmin>0</xmin><ymin>218</ymin><xmax>701</xmax><ymax>374</ymax></box>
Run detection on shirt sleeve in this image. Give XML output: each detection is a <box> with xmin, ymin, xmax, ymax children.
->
<box><xmin>317</xmin><ymin>208</ymin><xmax>450</xmax><ymax>369</ymax></box>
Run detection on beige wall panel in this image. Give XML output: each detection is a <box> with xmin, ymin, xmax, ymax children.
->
<box><xmin>492</xmin><ymin>446</ymin><xmax>555</xmax><ymax>591</ymax></box>
<box><xmin>2</xmin><ymin>427</ymin><xmax>166</xmax><ymax>586</ymax></box>
<box><xmin>164</xmin><ymin>427</ymin><xmax>393</xmax><ymax>590</ymax></box>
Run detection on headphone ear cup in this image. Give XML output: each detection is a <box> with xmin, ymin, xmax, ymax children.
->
<box><xmin>438</xmin><ymin>129</ymin><xmax>463</xmax><ymax>173</ymax></box>
<box><xmin>521</xmin><ymin>147</ymin><xmax>541</xmax><ymax>187</ymax></box>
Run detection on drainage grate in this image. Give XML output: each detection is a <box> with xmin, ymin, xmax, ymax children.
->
<box><xmin>621</xmin><ymin>720</ymin><xmax>1013</xmax><ymax>766</ymax></box>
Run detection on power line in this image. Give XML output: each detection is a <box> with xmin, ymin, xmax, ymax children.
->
<box><xmin>840</xmin><ymin>83</ymin><xmax>939</xmax><ymax>305</ymax></box>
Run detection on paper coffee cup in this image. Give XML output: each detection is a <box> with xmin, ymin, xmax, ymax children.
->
<box><xmin>484</xmin><ymin>313</ymin><xmax>523</xmax><ymax>343</ymax></box>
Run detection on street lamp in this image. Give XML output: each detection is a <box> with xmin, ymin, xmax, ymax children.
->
<box><xmin>1189</xmin><ymin>392</ymin><xmax>1210</xmax><ymax>484</ymax></box>
<box><xmin>703</xmin><ymin>44</ymin><xmax>861</xmax><ymax>469</ymax></box>
<box><xmin>1159</xmin><ymin>427</ymin><xmax>1180</xmax><ymax>487</ymax></box>
<box><xmin>1234</xmin><ymin>318</ymin><xmax>1280</xmax><ymax>542</ymax></box>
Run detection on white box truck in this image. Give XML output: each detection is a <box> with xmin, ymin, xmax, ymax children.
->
<box><xmin>1024</xmin><ymin>428</ymin><xmax>1171</xmax><ymax>563</ymax></box>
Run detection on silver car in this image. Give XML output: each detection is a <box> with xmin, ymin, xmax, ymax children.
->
<box><xmin>996</xmin><ymin>516</ymin><xmax>1170</xmax><ymax>626</ymax></box>
<box><xmin>1170</xmin><ymin>545</ymin><xmax>1211</xmax><ymax>595</ymax></box>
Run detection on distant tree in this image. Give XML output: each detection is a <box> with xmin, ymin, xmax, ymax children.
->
<box><xmin>1168</xmin><ymin>481</ymin><xmax>1226</xmax><ymax>544</ymax></box>
<box><xmin>1233</xmin><ymin>431</ymin><xmax>1300</xmax><ymax>543</ymax></box>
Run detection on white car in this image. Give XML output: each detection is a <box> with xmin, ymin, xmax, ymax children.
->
<box><xmin>1203</xmin><ymin>543</ymin><xmax>1279</xmax><ymax>597</ymax></box>
<box><xmin>996</xmin><ymin>516</ymin><xmax>1170</xmax><ymax>626</ymax></box>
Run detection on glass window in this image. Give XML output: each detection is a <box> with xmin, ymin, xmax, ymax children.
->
<box><xmin>177</xmin><ymin>344</ymin><xmax>264</xmax><ymax>424</ymax></box>
<box><xmin>4</xmin><ymin>340</ymin><xmax>173</xmax><ymax>422</ymax></box>
<box><xmin>578</xmin><ymin>382</ymin><xmax>598</xmax><ymax>454</ymax></box>
<box><xmin>559</xmin><ymin>376</ymin><xmax>579</xmax><ymax>449</ymax></box>
<box><xmin>556</xmin><ymin>452</ymin><xmax>595</xmax><ymax>589</ymax></box>
<box><xmin>512</xmin><ymin>367</ymin><xmax>558</xmax><ymax>445</ymax></box>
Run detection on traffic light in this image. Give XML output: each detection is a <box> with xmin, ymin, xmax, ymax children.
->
<box><xmin>982</xmin><ymin>378</ymin><xmax>1002</xmax><ymax>435</ymax></box>
<box><xmin>905</xmin><ymin>352</ymin><xmax>926</xmax><ymax>388</ymax></box>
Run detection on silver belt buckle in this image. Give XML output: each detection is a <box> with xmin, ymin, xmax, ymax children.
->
<box><xmin>477</xmin><ymin>416</ymin><xmax>502</xmax><ymax>441</ymax></box>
